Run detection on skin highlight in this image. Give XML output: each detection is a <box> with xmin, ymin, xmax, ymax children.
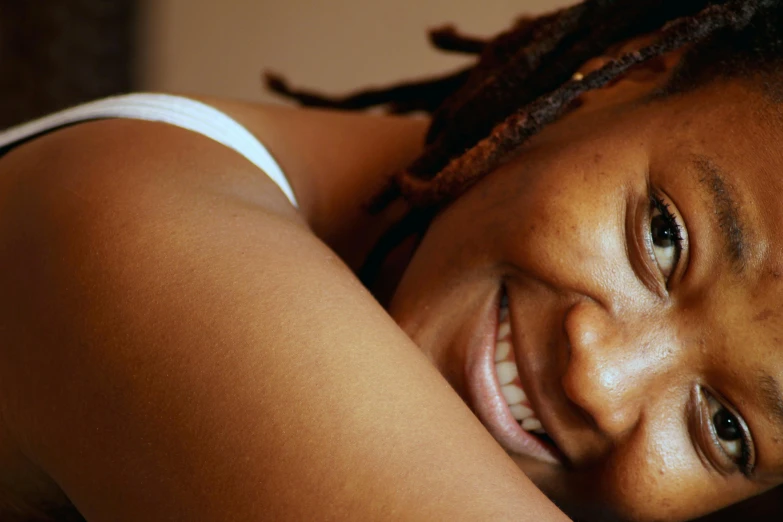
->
<box><xmin>1</xmin><ymin>7</ymin><xmax>783</xmax><ymax>518</ymax></box>
<box><xmin>262</xmin><ymin>6</ymin><xmax>783</xmax><ymax>516</ymax></box>
<box><xmin>385</xmin><ymin>69</ymin><xmax>783</xmax><ymax>520</ymax></box>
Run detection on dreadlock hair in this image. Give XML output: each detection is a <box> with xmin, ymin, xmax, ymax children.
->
<box><xmin>266</xmin><ymin>0</ymin><xmax>782</xmax><ymax>286</ymax></box>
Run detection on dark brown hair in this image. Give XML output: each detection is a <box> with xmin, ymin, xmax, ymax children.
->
<box><xmin>266</xmin><ymin>0</ymin><xmax>780</xmax><ymax>284</ymax></box>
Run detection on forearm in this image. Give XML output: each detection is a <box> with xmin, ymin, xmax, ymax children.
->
<box><xmin>0</xmin><ymin>118</ymin><xmax>568</xmax><ymax>521</ymax></box>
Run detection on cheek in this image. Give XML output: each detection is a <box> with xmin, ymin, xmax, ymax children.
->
<box><xmin>487</xmin><ymin>160</ymin><xmax>632</xmax><ymax>289</ymax></box>
<box><xmin>606</xmin><ymin>438</ymin><xmax>694</xmax><ymax>520</ymax></box>
<box><xmin>593</xmin><ymin>418</ymin><xmax>741</xmax><ymax>521</ymax></box>
<box><xmin>386</xmin><ymin>201</ymin><xmax>501</xmax><ymax>343</ymax></box>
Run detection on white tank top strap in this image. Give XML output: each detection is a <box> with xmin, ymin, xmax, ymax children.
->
<box><xmin>0</xmin><ymin>93</ymin><xmax>298</xmax><ymax>208</ymax></box>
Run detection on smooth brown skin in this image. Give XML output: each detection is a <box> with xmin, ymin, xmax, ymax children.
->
<box><xmin>388</xmin><ymin>62</ymin><xmax>783</xmax><ymax>518</ymax></box>
<box><xmin>0</xmin><ymin>45</ymin><xmax>781</xmax><ymax>521</ymax></box>
<box><xmin>0</xmin><ymin>105</ymin><xmax>568</xmax><ymax>520</ymax></box>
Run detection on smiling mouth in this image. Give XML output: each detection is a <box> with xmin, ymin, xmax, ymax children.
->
<box><xmin>494</xmin><ymin>300</ymin><xmax>551</xmax><ymax>437</ymax></box>
<box><xmin>465</xmin><ymin>289</ymin><xmax>562</xmax><ymax>464</ymax></box>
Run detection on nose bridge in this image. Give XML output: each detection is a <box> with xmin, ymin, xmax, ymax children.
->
<box><xmin>561</xmin><ymin>298</ymin><xmax>677</xmax><ymax>437</ymax></box>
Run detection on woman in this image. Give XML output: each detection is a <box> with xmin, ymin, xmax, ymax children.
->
<box><xmin>0</xmin><ymin>0</ymin><xmax>782</xmax><ymax>520</ymax></box>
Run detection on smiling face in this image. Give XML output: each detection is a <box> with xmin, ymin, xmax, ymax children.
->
<box><xmin>387</xmin><ymin>73</ymin><xmax>783</xmax><ymax>521</ymax></box>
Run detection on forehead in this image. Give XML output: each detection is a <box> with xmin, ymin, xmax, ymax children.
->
<box><xmin>654</xmin><ymin>81</ymin><xmax>783</xmax><ymax>473</ymax></box>
<box><xmin>648</xmin><ymin>80</ymin><xmax>783</xmax><ymax>264</ymax></box>
<box><xmin>655</xmin><ymin>82</ymin><xmax>783</xmax><ymax>304</ymax></box>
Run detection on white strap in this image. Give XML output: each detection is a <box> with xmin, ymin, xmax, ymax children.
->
<box><xmin>0</xmin><ymin>93</ymin><xmax>298</xmax><ymax>207</ymax></box>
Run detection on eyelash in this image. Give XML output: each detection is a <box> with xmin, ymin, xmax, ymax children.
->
<box><xmin>645</xmin><ymin>194</ymin><xmax>758</xmax><ymax>481</ymax></box>
<box><xmin>646</xmin><ymin>195</ymin><xmax>754</xmax><ymax>476</ymax></box>
<box><xmin>650</xmin><ymin>195</ymin><xmax>682</xmax><ymax>239</ymax></box>
<box><xmin>736</xmin><ymin>428</ymin><xmax>754</xmax><ymax>478</ymax></box>
<box><xmin>649</xmin><ymin>192</ymin><xmax>685</xmax><ymax>281</ymax></box>
<box><xmin>702</xmin><ymin>389</ymin><xmax>755</xmax><ymax>478</ymax></box>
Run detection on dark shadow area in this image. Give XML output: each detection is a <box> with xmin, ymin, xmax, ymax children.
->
<box><xmin>0</xmin><ymin>0</ymin><xmax>136</xmax><ymax>128</ymax></box>
<box><xmin>696</xmin><ymin>485</ymin><xmax>782</xmax><ymax>521</ymax></box>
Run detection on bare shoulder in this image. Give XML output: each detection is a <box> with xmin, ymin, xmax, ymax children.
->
<box><xmin>0</xmin><ymin>119</ymin><xmax>566</xmax><ymax>521</ymax></box>
<box><xmin>0</xmin><ymin>118</ymin><xmax>316</xmax><ymax>517</ymax></box>
<box><xmin>0</xmin><ymin>116</ymin><xmax>302</xmax><ymax>224</ymax></box>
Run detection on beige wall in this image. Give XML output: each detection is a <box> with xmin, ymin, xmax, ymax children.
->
<box><xmin>138</xmin><ymin>0</ymin><xmax>571</xmax><ymax>104</ymax></box>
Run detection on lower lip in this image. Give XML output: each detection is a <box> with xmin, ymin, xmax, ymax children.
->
<box><xmin>464</xmin><ymin>290</ymin><xmax>560</xmax><ymax>464</ymax></box>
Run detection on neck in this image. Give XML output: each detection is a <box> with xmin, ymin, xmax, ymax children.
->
<box><xmin>260</xmin><ymin>105</ymin><xmax>429</xmax><ymax>276</ymax></box>
<box><xmin>189</xmin><ymin>95</ymin><xmax>430</xmax><ymax>277</ymax></box>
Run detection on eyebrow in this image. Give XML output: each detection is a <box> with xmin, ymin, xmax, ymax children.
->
<box><xmin>758</xmin><ymin>372</ymin><xmax>783</xmax><ymax>438</ymax></box>
<box><xmin>692</xmin><ymin>157</ymin><xmax>747</xmax><ymax>271</ymax></box>
<box><xmin>752</xmin><ymin>372</ymin><xmax>783</xmax><ymax>481</ymax></box>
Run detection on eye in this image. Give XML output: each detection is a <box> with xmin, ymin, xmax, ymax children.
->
<box><xmin>703</xmin><ymin>390</ymin><xmax>754</xmax><ymax>477</ymax></box>
<box><xmin>649</xmin><ymin>195</ymin><xmax>683</xmax><ymax>280</ymax></box>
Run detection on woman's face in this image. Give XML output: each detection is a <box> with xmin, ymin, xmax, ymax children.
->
<box><xmin>388</xmin><ymin>74</ymin><xmax>783</xmax><ymax>521</ymax></box>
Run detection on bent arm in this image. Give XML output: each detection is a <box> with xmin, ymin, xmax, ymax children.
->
<box><xmin>0</xmin><ymin>118</ymin><xmax>568</xmax><ymax>521</ymax></box>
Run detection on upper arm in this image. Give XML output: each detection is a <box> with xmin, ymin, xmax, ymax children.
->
<box><xmin>0</xmin><ymin>119</ymin><xmax>566</xmax><ymax>521</ymax></box>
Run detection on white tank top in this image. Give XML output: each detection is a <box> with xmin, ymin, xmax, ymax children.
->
<box><xmin>0</xmin><ymin>93</ymin><xmax>298</xmax><ymax>207</ymax></box>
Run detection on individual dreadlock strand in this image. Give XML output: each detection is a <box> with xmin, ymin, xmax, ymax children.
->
<box><xmin>428</xmin><ymin>25</ymin><xmax>487</xmax><ymax>55</ymax></box>
<box><xmin>425</xmin><ymin>3</ymin><xmax>587</xmax><ymax>144</ymax></box>
<box><xmin>264</xmin><ymin>68</ymin><xmax>472</xmax><ymax>114</ymax></box>
<box><xmin>358</xmin><ymin>207</ymin><xmax>438</xmax><ymax>289</ymax></box>
<box><xmin>425</xmin><ymin>1</ymin><xmax>615</xmax><ymax>150</ymax></box>
<box><xmin>399</xmin><ymin>0</ymin><xmax>762</xmax><ymax>207</ymax></box>
<box><xmin>408</xmin><ymin>0</ymin><xmax>764</xmax><ymax>205</ymax></box>
<box><xmin>263</xmin><ymin>3</ymin><xmax>580</xmax><ymax>123</ymax></box>
<box><xmin>367</xmin><ymin>178</ymin><xmax>403</xmax><ymax>215</ymax></box>
<box><xmin>414</xmin><ymin>0</ymin><xmax>735</xmax><ymax>182</ymax></box>
<box><xmin>263</xmin><ymin>8</ymin><xmax>565</xmax><ymax>118</ymax></box>
<box><xmin>418</xmin><ymin>0</ymin><xmax>714</xmax><ymax>178</ymax></box>
<box><xmin>361</xmin><ymin>0</ymin><xmax>776</xmax><ymax>285</ymax></box>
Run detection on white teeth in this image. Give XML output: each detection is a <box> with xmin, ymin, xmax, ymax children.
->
<box><xmin>497</xmin><ymin>321</ymin><xmax>511</xmax><ymax>340</ymax></box>
<box><xmin>494</xmin><ymin>303</ymin><xmax>548</xmax><ymax>437</ymax></box>
<box><xmin>495</xmin><ymin>362</ymin><xmax>519</xmax><ymax>386</ymax></box>
<box><xmin>501</xmin><ymin>384</ymin><xmax>527</xmax><ymax>405</ymax></box>
<box><xmin>509</xmin><ymin>403</ymin><xmax>534</xmax><ymax>421</ymax></box>
<box><xmin>521</xmin><ymin>417</ymin><xmax>543</xmax><ymax>432</ymax></box>
<box><xmin>494</xmin><ymin>340</ymin><xmax>511</xmax><ymax>362</ymax></box>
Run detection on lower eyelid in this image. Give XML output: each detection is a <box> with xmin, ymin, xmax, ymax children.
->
<box><xmin>700</xmin><ymin>388</ymin><xmax>755</xmax><ymax>476</ymax></box>
<box><xmin>687</xmin><ymin>388</ymin><xmax>715</xmax><ymax>472</ymax></box>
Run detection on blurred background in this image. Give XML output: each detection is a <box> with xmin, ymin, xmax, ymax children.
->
<box><xmin>0</xmin><ymin>0</ymin><xmax>781</xmax><ymax>520</ymax></box>
<box><xmin>138</xmin><ymin>0</ymin><xmax>571</xmax><ymax>103</ymax></box>
<box><xmin>0</xmin><ymin>0</ymin><xmax>135</xmax><ymax>127</ymax></box>
<box><xmin>0</xmin><ymin>0</ymin><xmax>569</xmax><ymax>128</ymax></box>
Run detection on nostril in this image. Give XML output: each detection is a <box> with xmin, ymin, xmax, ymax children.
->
<box><xmin>562</xmin><ymin>350</ymin><xmax>640</xmax><ymax>438</ymax></box>
<box><xmin>560</xmin><ymin>353</ymin><xmax>602</xmax><ymax>431</ymax></box>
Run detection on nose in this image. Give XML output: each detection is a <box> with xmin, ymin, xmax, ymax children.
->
<box><xmin>561</xmin><ymin>299</ymin><xmax>675</xmax><ymax>439</ymax></box>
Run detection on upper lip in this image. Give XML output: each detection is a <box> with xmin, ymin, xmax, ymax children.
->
<box><xmin>505</xmin><ymin>291</ymin><xmax>573</xmax><ymax>466</ymax></box>
<box><xmin>464</xmin><ymin>286</ymin><xmax>563</xmax><ymax>463</ymax></box>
